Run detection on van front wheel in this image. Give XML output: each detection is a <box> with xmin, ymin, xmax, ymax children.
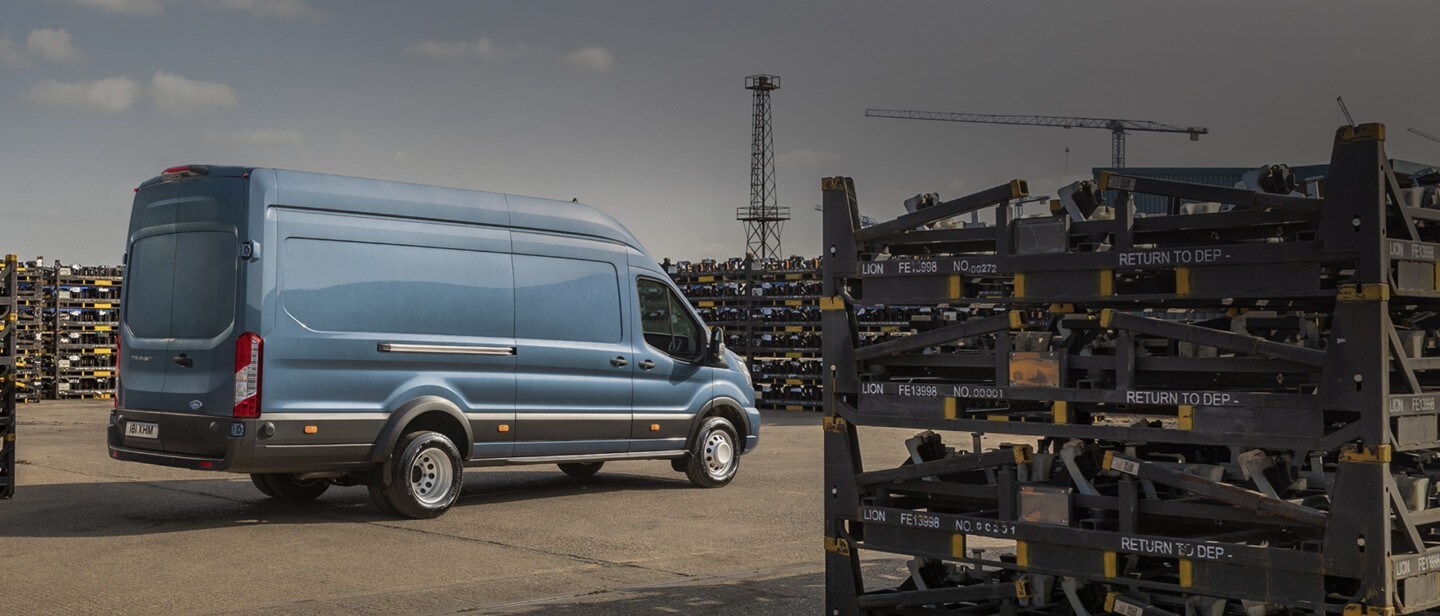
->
<box><xmin>684</xmin><ymin>416</ymin><xmax>740</xmax><ymax>488</ymax></box>
<box><xmin>377</xmin><ymin>431</ymin><xmax>463</xmax><ymax>519</ymax></box>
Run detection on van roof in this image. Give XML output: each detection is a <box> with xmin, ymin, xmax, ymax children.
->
<box><xmin>139</xmin><ymin>165</ymin><xmax>650</xmax><ymax>256</ymax></box>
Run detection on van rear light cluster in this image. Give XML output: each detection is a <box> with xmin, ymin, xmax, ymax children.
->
<box><xmin>233</xmin><ymin>333</ymin><xmax>263</xmax><ymax>418</ymax></box>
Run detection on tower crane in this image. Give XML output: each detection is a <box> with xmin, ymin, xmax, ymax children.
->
<box><xmin>865</xmin><ymin>108</ymin><xmax>1208</xmax><ymax>168</ymax></box>
<box><xmin>1411</xmin><ymin>127</ymin><xmax>1440</xmax><ymax>146</ymax></box>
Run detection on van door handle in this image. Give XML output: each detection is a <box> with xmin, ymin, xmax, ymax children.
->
<box><xmin>172</xmin><ymin>353</ymin><xmax>193</xmax><ymax>368</ymax></box>
<box><xmin>610</xmin><ymin>356</ymin><xmax>629</xmax><ymax>367</ymax></box>
<box><xmin>639</xmin><ymin>359</ymin><xmax>656</xmax><ymax>370</ymax></box>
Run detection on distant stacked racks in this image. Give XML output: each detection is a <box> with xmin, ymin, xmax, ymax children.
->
<box><xmin>2</xmin><ymin>255</ymin><xmax>19</xmax><ymax>498</ymax></box>
<box><xmin>0</xmin><ymin>258</ymin><xmax>122</xmax><ymax>401</ymax></box>
<box><xmin>667</xmin><ymin>256</ymin><xmax>926</xmax><ymax>410</ymax></box>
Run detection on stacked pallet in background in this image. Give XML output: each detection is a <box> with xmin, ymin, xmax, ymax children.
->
<box><xmin>10</xmin><ymin>259</ymin><xmax>47</xmax><ymax>404</ymax></box>
<box><xmin>1</xmin><ymin>255</ymin><xmax>18</xmax><ymax>498</ymax></box>
<box><xmin>822</xmin><ymin>125</ymin><xmax>1440</xmax><ymax>614</ymax></box>
<box><xmin>48</xmin><ymin>263</ymin><xmax>122</xmax><ymax>399</ymax></box>
<box><xmin>668</xmin><ymin>256</ymin><xmax>916</xmax><ymax>411</ymax></box>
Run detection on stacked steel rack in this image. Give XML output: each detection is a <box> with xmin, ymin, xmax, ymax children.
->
<box><xmin>670</xmin><ymin>257</ymin><xmax>914</xmax><ymax>411</ymax></box>
<box><xmin>2</xmin><ymin>255</ymin><xmax>19</xmax><ymax>498</ymax></box>
<box><xmin>822</xmin><ymin>125</ymin><xmax>1440</xmax><ymax>614</ymax></box>
<box><xmin>48</xmin><ymin>263</ymin><xmax>121</xmax><ymax>399</ymax></box>
<box><xmin>9</xmin><ymin>259</ymin><xmax>47</xmax><ymax>404</ymax></box>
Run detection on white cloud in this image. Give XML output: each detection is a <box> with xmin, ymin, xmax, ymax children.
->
<box><xmin>71</xmin><ymin>0</ymin><xmax>164</xmax><ymax>15</ymax></box>
<box><xmin>203</xmin><ymin>128</ymin><xmax>302</xmax><ymax>145</ymax></box>
<box><xmin>211</xmin><ymin>0</ymin><xmax>321</xmax><ymax>20</ymax></box>
<box><xmin>25</xmin><ymin>76</ymin><xmax>141</xmax><ymax>113</ymax></box>
<box><xmin>406</xmin><ymin>38</ymin><xmax>517</xmax><ymax>62</ymax></box>
<box><xmin>150</xmin><ymin>71</ymin><xmax>238</xmax><ymax>114</ymax></box>
<box><xmin>26</xmin><ymin>29</ymin><xmax>84</xmax><ymax>63</ymax></box>
<box><xmin>561</xmin><ymin>46</ymin><xmax>614</xmax><ymax>72</ymax></box>
<box><xmin>776</xmin><ymin>149</ymin><xmax>836</xmax><ymax>169</ymax></box>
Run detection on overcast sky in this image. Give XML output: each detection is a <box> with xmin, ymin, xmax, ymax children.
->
<box><xmin>2</xmin><ymin>0</ymin><xmax>1438</xmax><ymax>265</ymax></box>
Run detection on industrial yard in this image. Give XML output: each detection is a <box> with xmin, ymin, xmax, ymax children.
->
<box><xmin>5</xmin><ymin>2</ymin><xmax>1440</xmax><ymax>616</ymax></box>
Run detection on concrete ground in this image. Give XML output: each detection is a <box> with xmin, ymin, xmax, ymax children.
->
<box><xmin>0</xmin><ymin>401</ymin><xmax>1007</xmax><ymax>615</ymax></box>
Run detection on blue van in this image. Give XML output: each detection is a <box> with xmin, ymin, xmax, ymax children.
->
<box><xmin>108</xmin><ymin>165</ymin><xmax>760</xmax><ymax>518</ymax></box>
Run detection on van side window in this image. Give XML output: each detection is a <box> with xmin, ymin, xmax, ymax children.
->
<box><xmin>281</xmin><ymin>239</ymin><xmax>513</xmax><ymax>337</ymax></box>
<box><xmin>638</xmin><ymin>278</ymin><xmax>703</xmax><ymax>360</ymax></box>
<box><xmin>514</xmin><ymin>255</ymin><xmax>623</xmax><ymax>343</ymax></box>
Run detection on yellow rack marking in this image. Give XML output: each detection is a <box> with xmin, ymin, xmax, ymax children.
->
<box><xmin>1015</xmin><ymin>541</ymin><xmax>1029</xmax><ymax>567</ymax></box>
<box><xmin>1103</xmin><ymin>551</ymin><xmax>1118</xmax><ymax>578</ymax></box>
<box><xmin>1336</xmin><ymin>123</ymin><xmax>1386</xmax><ymax>144</ymax></box>
<box><xmin>1013</xmin><ymin>273</ymin><xmax>1027</xmax><ymax>298</ymax></box>
<box><xmin>950</xmin><ymin>533</ymin><xmax>966</xmax><ymax>558</ymax></box>
<box><xmin>823</xmin><ymin>536</ymin><xmax>851</xmax><ymax>556</ymax></box>
<box><xmin>947</xmin><ymin>275</ymin><xmax>963</xmax><ymax>300</ymax></box>
<box><xmin>819</xmin><ymin>296</ymin><xmax>845</xmax><ymax>311</ymax></box>
<box><xmin>1053</xmin><ymin>401</ymin><xmax>1069</xmax><ymax>424</ymax></box>
<box><xmin>1337</xmin><ymin>284</ymin><xmax>1389</xmax><ymax>301</ymax></box>
<box><xmin>821</xmin><ymin>416</ymin><xmax>848</xmax><ymax>433</ymax></box>
<box><xmin>1178</xmin><ymin>405</ymin><xmax>1194</xmax><ymax>431</ymax></box>
<box><xmin>1098</xmin><ymin>269</ymin><xmax>1114</xmax><ymax>296</ymax></box>
<box><xmin>1179</xmin><ymin>559</ymin><xmax>1193</xmax><ymax>587</ymax></box>
<box><xmin>1175</xmin><ymin>266</ymin><xmax>1191</xmax><ymax>296</ymax></box>
<box><xmin>1340</xmin><ymin>443</ymin><xmax>1392</xmax><ymax>464</ymax></box>
<box><xmin>943</xmin><ymin>397</ymin><xmax>958</xmax><ymax>420</ymax></box>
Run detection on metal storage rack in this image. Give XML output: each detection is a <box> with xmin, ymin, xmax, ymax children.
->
<box><xmin>48</xmin><ymin>263</ymin><xmax>121</xmax><ymax>399</ymax></box>
<box><xmin>821</xmin><ymin>124</ymin><xmax>1440</xmax><ymax>614</ymax></box>
<box><xmin>2</xmin><ymin>254</ymin><xmax>19</xmax><ymax>498</ymax></box>
<box><xmin>10</xmin><ymin>259</ymin><xmax>47</xmax><ymax>404</ymax></box>
<box><xmin>670</xmin><ymin>256</ymin><xmax>912</xmax><ymax>411</ymax></box>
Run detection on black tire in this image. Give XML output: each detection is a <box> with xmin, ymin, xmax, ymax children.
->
<box><xmin>367</xmin><ymin>484</ymin><xmax>400</xmax><ymax>516</ymax></box>
<box><xmin>684</xmin><ymin>416</ymin><xmax>740</xmax><ymax>488</ymax></box>
<box><xmin>558</xmin><ymin>462</ymin><xmax>604</xmax><ymax>477</ymax></box>
<box><xmin>250</xmin><ymin>473</ymin><xmax>277</xmax><ymax>497</ymax></box>
<box><xmin>261</xmin><ymin>473</ymin><xmax>330</xmax><ymax>501</ymax></box>
<box><xmin>377</xmin><ymin>430</ymin><xmax>463</xmax><ymax>519</ymax></box>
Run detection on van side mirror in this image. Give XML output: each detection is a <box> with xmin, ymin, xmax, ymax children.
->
<box><xmin>706</xmin><ymin>327</ymin><xmax>725</xmax><ymax>364</ymax></box>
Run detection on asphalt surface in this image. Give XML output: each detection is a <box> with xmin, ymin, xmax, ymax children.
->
<box><xmin>0</xmin><ymin>401</ymin><xmax>1008</xmax><ymax>615</ymax></box>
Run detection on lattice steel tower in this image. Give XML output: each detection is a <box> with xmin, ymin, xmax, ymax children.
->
<box><xmin>739</xmin><ymin>74</ymin><xmax>789</xmax><ymax>261</ymax></box>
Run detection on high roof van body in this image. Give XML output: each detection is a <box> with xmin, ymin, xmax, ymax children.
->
<box><xmin>109</xmin><ymin>165</ymin><xmax>759</xmax><ymax>517</ymax></box>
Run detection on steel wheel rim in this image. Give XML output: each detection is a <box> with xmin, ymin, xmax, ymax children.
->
<box><xmin>410</xmin><ymin>447</ymin><xmax>453</xmax><ymax>506</ymax></box>
<box><xmin>703</xmin><ymin>430</ymin><xmax>735</xmax><ymax>479</ymax></box>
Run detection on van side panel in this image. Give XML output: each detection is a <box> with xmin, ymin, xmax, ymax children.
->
<box><xmin>259</xmin><ymin>207</ymin><xmax>517</xmax><ymax>466</ymax></box>
<box><xmin>510</xmin><ymin>231</ymin><xmax>634</xmax><ymax>456</ymax></box>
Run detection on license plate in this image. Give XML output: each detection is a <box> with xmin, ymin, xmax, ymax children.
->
<box><xmin>125</xmin><ymin>421</ymin><xmax>159</xmax><ymax>440</ymax></box>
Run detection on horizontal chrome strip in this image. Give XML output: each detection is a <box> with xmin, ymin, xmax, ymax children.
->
<box><xmin>378</xmin><ymin>343</ymin><xmax>516</xmax><ymax>356</ymax></box>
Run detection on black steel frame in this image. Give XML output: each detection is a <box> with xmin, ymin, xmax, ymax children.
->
<box><xmin>823</xmin><ymin>124</ymin><xmax>1440</xmax><ymax>614</ymax></box>
<box><xmin>2</xmin><ymin>254</ymin><xmax>18</xmax><ymax>499</ymax></box>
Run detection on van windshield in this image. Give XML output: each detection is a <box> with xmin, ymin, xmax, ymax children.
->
<box><xmin>126</xmin><ymin>231</ymin><xmax>237</xmax><ymax>340</ymax></box>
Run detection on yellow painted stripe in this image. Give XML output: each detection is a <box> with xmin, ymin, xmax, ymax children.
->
<box><xmin>944</xmin><ymin>397</ymin><xmax>958</xmax><ymax>420</ymax></box>
<box><xmin>1015</xmin><ymin>541</ymin><xmax>1029</xmax><ymax>567</ymax></box>
<box><xmin>950</xmin><ymin>533</ymin><xmax>966</xmax><ymax>558</ymax></box>
<box><xmin>1103</xmin><ymin>551</ymin><xmax>1118</xmax><ymax>578</ymax></box>
<box><xmin>1175</xmin><ymin>266</ymin><xmax>1191</xmax><ymax>296</ymax></box>
<box><xmin>1179</xmin><ymin>559</ymin><xmax>1193</xmax><ymax>587</ymax></box>
<box><xmin>1098</xmin><ymin>269</ymin><xmax>1114</xmax><ymax>296</ymax></box>
<box><xmin>1013</xmin><ymin>273</ymin><xmax>1026</xmax><ymax>298</ymax></box>
<box><xmin>948</xmin><ymin>274</ymin><xmax>962</xmax><ymax>300</ymax></box>
<box><xmin>1053</xmin><ymin>401</ymin><xmax>1069</xmax><ymax>424</ymax></box>
<box><xmin>1178</xmin><ymin>405</ymin><xmax>1194</xmax><ymax>430</ymax></box>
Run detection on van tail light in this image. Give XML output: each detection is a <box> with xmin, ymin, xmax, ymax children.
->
<box><xmin>114</xmin><ymin>335</ymin><xmax>121</xmax><ymax>409</ymax></box>
<box><xmin>234</xmin><ymin>333</ymin><xmax>263</xmax><ymax>418</ymax></box>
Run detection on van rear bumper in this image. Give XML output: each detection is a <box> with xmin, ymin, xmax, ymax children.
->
<box><xmin>108</xmin><ymin>409</ymin><xmax>376</xmax><ymax>474</ymax></box>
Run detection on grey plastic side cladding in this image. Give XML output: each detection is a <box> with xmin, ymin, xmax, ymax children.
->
<box><xmin>369</xmin><ymin>396</ymin><xmax>475</xmax><ymax>467</ymax></box>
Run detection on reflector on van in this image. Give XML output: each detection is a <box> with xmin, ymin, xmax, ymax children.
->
<box><xmin>234</xmin><ymin>333</ymin><xmax>262</xmax><ymax>418</ymax></box>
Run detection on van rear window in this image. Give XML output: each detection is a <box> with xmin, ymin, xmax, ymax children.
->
<box><xmin>281</xmin><ymin>239</ymin><xmax>513</xmax><ymax>337</ymax></box>
<box><xmin>125</xmin><ymin>231</ymin><xmax>237</xmax><ymax>340</ymax></box>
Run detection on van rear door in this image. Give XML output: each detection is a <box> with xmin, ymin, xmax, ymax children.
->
<box><xmin>120</xmin><ymin>175</ymin><xmax>246</xmax><ymax>456</ymax></box>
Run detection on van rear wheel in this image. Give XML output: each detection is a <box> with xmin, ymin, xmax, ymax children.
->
<box><xmin>376</xmin><ymin>431</ymin><xmax>463</xmax><ymax>519</ymax></box>
<box><xmin>558</xmin><ymin>462</ymin><xmax>603</xmax><ymax>477</ymax></box>
<box><xmin>250</xmin><ymin>473</ymin><xmax>277</xmax><ymax>497</ymax></box>
<box><xmin>261</xmin><ymin>473</ymin><xmax>330</xmax><ymax>501</ymax></box>
<box><xmin>684</xmin><ymin>416</ymin><xmax>740</xmax><ymax>488</ymax></box>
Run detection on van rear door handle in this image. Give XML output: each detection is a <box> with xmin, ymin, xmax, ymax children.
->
<box><xmin>172</xmin><ymin>354</ymin><xmax>193</xmax><ymax>368</ymax></box>
<box><xmin>610</xmin><ymin>356</ymin><xmax>629</xmax><ymax>367</ymax></box>
<box><xmin>639</xmin><ymin>359</ymin><xmax>656</xmax><ymax>370</ymax></box>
